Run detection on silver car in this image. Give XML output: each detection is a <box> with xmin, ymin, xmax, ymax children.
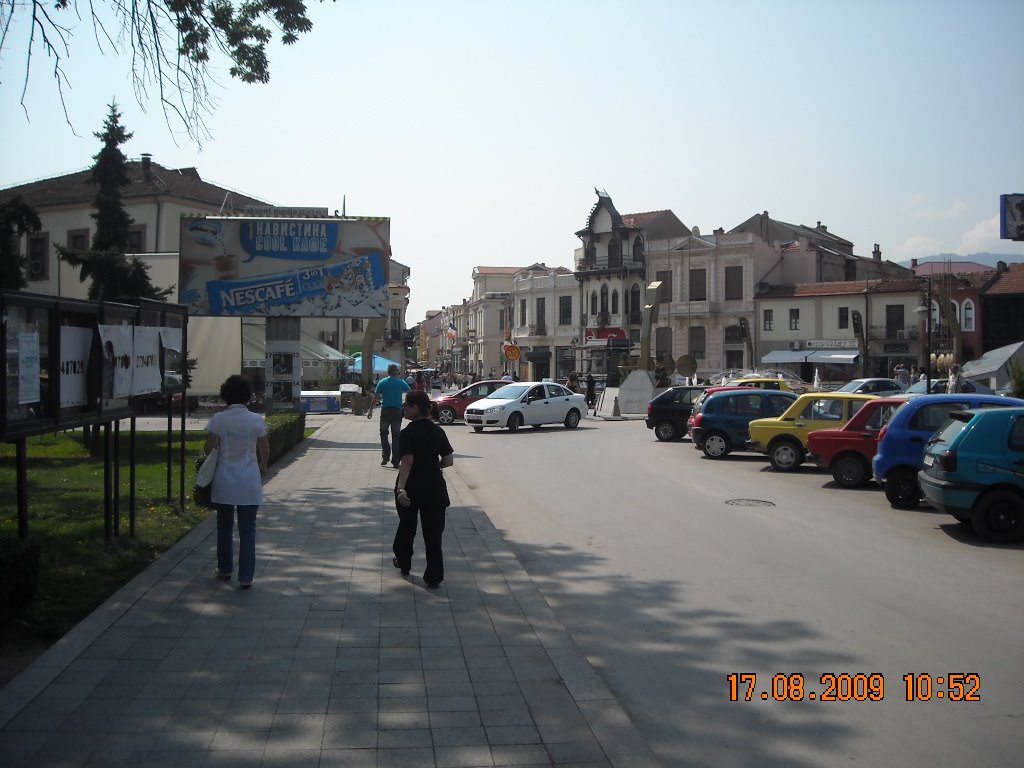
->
<box><xmin>836</xmin><ymin>378</ymin><xmax>906</xmax><ymax>396</ymax></box>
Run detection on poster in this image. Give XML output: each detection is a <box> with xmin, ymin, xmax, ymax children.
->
<box><xmin>18</xmin><ymin>333</ymin><xmax>40</xmax><ymax>405</ymax></box>
<box><xmin>59</xmin><ymin>326</ymin><xmax>93</xmax><ymax>407</ymax></box>
<box><xmin>132</xmin><ymin>326</ymin><xmax>162</xmax><ymax>395</ymax></box>
<box><xmin>98</xmin><ymin>324</ymin><xmax>134</xmax><ymax>398</ymax></box>
<box><xmin>178</xmin><ymin>216</ymin><xmax>390</xmax><ymax>318</ymax></box>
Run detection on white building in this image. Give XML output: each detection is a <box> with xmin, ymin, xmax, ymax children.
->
<box><xmin>463</xmin><ymin>267</ymin><xmax>520</xmax><ymax>378</ymax></box>
<box><xmin>509</xmin><ymin>263</ymin><xmax>577</xmax><ymax>381</ymax></box>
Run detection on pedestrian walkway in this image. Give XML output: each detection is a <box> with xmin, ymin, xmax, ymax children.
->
<box><xmin>0</xmin><ymin>415</ymin><xmax>658</xmax><ymax>767</ymax></box>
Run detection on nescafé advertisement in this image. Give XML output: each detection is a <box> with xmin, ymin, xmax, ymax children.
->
<box><xmin>178</xmin><ymin>216</ymin><xmax>390</xmax><ymax>317</ymax></box>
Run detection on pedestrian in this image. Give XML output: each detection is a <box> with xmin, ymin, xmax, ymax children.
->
<box><xmin>501</xmin><ymin>371</ymin><xmax>513</xmax><ymax>382</ymax></box>
<box><xmin>585</xmin><ymin>373</ymin><xmax>596</xmax><ymax>408</ymax></box>
<box><xmin>414</xmin><ymin>371</ymin><xmax>426</xmax><ymax>391</ymax></box>
<box><xmin>946</xmin><ymin>363</ymin><xmax>965</xmax><ymax>393</ymax></box>
<box><xmin>910</xmin><ymin>364</ymin><xmax>919</xmax><ymax>383</ymax></box>
<box><xmin>430</xmin><ymin>371</ymin><xmax>443</xmax><ymax>393</ymax></box>
<box><xmin>565</xmin><ymin>372</ymin><xmax>581</xmax><ymax>393</ymax></box>
<box><xmin>895</xmin><ymin>364</ymin><xmax>912</xmax><ymax>389</ymax></box>
<box><xmin>392</xmin><ymin>390</ymin><xmax>455</xmax><ymax>589</ymax></box>
<box><xmin>205</xmin><ymin>374</ymin><xmax>270</xmax><ymax>589</ymax></box>
<box><xmin>368</xmin><ymin>364</ymin><xmax>412</xmax><ymax>468</ymax></box>
<box><xmin>406</xmin><ymin>370</ymin><xmax>416</xmax><ymax>388</ymax></box>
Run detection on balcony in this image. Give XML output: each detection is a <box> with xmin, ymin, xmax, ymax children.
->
<box><xmin>868</xmin><ymin>325</ymin><xmax>920</xmax><ymax>341</ymax></box>
<box><xmin>527</xmin><ymin>324</ymin><xmax>548</xmax><ymax>336</ymax></box>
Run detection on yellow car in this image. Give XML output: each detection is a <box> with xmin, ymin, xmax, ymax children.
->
<box><xmin>746</xmin><ymin>392</ymin><xmax>877</xmax><ymax>471</ymax></box>
<box><xmin>728</xmin><ymin>377</ymin><xmax>795</xmax><ymax>392</ymax></box>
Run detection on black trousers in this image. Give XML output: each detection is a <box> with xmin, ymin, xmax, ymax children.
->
<box><xmin>393</xmin><ymin>496</ymin><xmax>446</xmax><ymax>585</ymax></box>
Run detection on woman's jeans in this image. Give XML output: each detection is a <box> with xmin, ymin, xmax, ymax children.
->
<box><xmin>215</xmin><ymin>504</ymin><xmax>258</xmax><ymax>583</ymax></box>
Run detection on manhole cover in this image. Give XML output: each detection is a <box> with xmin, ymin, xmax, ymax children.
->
<box><xmin>724</xmin><ymin>499</ymin><xmax>776</xmax><ymax>507</ymax></box>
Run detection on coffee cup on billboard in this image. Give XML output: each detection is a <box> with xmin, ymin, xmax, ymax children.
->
<box><xmin>214</xmin><ymin>253</ymin><xmax>239</xmax><ymax>281</ymax></box>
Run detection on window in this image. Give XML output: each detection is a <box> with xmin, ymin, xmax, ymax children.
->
<box><xmin>127</xmin><ymin>225</ymin><xmax>145</xmax><ymax>253</ymax></box>
<box><xmin>763</xmin><ymin>309</ymin><xmax>774</xmax><ymax>331</ymax></box>
<box><xmin>629</xmin><ymin>284</ymin><xmax>641</xmax><ymax>321</ymax></box>
<box><xmin>688</xmin><ymin>269</ymin><xmax>707</xmax><ymax>301</ymax></box>
<box><xmin>600</xmin><ymin>284</ymin><xmax>608</xmax><ymax>313</ymax></box>
<box><xmin>656</xmin><ymin>270</ymin><xmax>672</xmax><ymax>303</ymax></box>
<box><xmin>26</xmin><ymin>234</ymin><xmax>49</xmax><ymax>280</ymax></box>
<box><xmin>655</xmin><ymin>327</ymin><xmax>672</xmax><ymax>360</ymax></box>
<box><xmin>838</xmin><ymin>307</ymin><xmax>849</xmax><ymax>329</ymax></box>
<box><xmin>963</xmin><ymin>299</ymin><xmax>976</xmax><ymax>331</ymax></box>
<box><xmin>688</xmin><ymin>326</ymin><xmax>706</xmax><ymax>359</ymax></box>
<box><xmin>769</xmin><ymin>395</ymin><xmax>793</xmax><ymax>416</ymax></box>
<box><xmin>590</xmin><ymin>291</ymin><xmax>598</xmax><ymax>315</ymax></box>
<box><xmin>390</xmin><ymin>309</ymin><xmax>402</xmax><ymax>339</ymax></box>
<box><xmin>911</xmin><ymin>402</ymin><xmax>968</xmax><ymax>432</ymax></box>
<box><xmin>789</xmin><ymin>308</ymin><xmax>800</xmax><ymax>331</ymax></box>
<box><xmin>351</xmin><ymin>318</ymin><xmax>363</xmax><ymax>331</ymax></box>
<box><xmin>608</xmin><ymin>236</ymin><xmax>621</xmax><ymax>269</ymax></box>
<box><xmin>633</xmin><ymin>236</ymin><xmax>644</xmax><ymax>262</ymax></box>
<box><xmin>535</xmin><ymin>297</ymin><xmax>546</xmax><ymax>330</ymax></box>
<box><xmin>611</xmin><ymin>290</ymin><xmax>618</xmax><ymax>315</ymax></box>
<box><xmin>724</xmin><ymin>325</ymin><xmax>744</xmax><ymax>343</ymax></box>
<box><xmin>67</xmin><ymin>228</ymin><xmax>89</xmax><ymax>251</ymax></box>
<box><xmin>724</xmin><ymin>266</ymin><xmax>743</xmax><ymax>300</ymax></box>
<box><xmin>558</xmin><ymin>295</ymin><xmax>572</xmax><ymax>325</ymax></box>
<box><xmin>520</xmin><ymin>299</ymin><xmax>527</xmax><ymax>326</ymax></box>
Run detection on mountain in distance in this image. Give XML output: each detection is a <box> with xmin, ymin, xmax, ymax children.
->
<box><xmin>896</xmin><ymin>252</ymin><xmax>1024</xmax><ymax>268</ymax></box>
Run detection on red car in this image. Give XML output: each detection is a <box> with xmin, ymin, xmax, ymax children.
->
<box><xmin>805</xmin><ymin>396</ymin><xmax>908</xmax><ymax>487</ymax></box>
<box><xmin>430</xmin><ymin>380</ymin><xmax>508</xmax><ymax>425</ymax></box>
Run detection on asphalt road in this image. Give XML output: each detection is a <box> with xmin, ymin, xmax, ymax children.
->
<box><xmin>448</xmin><ymin>417</ymin><xmax>1023</xmax><ymax>768</ymax></box>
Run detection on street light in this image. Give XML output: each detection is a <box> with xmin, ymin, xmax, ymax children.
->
<box><xmin>915</xmin><ymin>276</ymin><xmax>932</xmax><ymax>392</ymax></box>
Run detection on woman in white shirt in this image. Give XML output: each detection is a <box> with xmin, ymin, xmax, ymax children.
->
<box><xmin>204</xmin><ymin>375</ymin><xmax>270</xmax><ymax>589</ymax></box>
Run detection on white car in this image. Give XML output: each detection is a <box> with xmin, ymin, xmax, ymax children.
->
<box><xmin>464</xmin><ymin>382</ymin><xmax>587</xmax><ymax>432</ymax></box>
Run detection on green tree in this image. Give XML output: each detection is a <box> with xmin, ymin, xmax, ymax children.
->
<box><xmin>4</xmin><ymin>1</ymin><xmax>321</xmax><ymax>142</ymax></box>
<box><xmin>1009</xmin><ymin>359</ymin><xmax>1024</xmax><ymax>400</ymax></box>
<box><xmin>0</xmin><ymin>196</ymin><xmax>41</xmax><ymax>291</ymax></box>
<box><xmin>58</xmin><ymin>104</ymin><xmax>172</xmax><ymax>302</ymax></box>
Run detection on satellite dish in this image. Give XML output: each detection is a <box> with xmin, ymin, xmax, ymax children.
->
<box><xmin>658</xmin><ymin>356</ymin><xmax>676</xmax><ymax>375</ymax></box>
<box><xmin>676</xmin><ymin>355</ymin><xmax>697</xmax><ymax>377</ymax></box>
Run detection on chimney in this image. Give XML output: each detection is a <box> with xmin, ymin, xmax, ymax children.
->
<box><xmin>910</xmin><ymin>258</ymin><xmax>918</xmax><ymax>268</ymax></box>
<box><xmin>872</xmin><ymin>243</ymin><xmax>881</xmax><ymax>261</ymax></box>
<box><xmin>817</xmin><ymin>221</ymin><xmax>827</xmax><ymax>231</ymax></box>
<box><xmin>997</xmin><ymin>260</ymin><xmax>1008</xmax><ymax>273</ymax></box>
<box><xmin>141</xmin><ymin>153</ymin><xmax>152</xmax><ymax>181</ymax></box>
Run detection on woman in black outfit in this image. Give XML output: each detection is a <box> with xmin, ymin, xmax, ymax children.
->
<box><xmin>393</xmin><ymin>390</ymin><xmax>454</xmax><ymax>588</ymax></box>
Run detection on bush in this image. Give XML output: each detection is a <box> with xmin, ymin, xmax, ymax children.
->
<box><xmin>0</xmin><ymin>537</ymin><xmax>41</xmax><ymax>627</ymax></box>
<box><xmin>266</xmin><ymin>411</ymin><xmax>306</xmax><ymax>466</ymax></box>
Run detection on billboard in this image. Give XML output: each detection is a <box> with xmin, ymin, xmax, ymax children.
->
<box><xmin>1000</xmin><ymin>194</ymin><xmax>1024</xmax><ymax>241</ymax></box>
<box><xmin>179</xmin><ymin>216</ymin><xmax>390</xmax><ymax>317</ymax></box>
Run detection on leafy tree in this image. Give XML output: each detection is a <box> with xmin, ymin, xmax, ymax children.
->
<box><xmin>1009</xmin><ymin>359</ymin><xmax>1024</xmax><ymax>400</ymax></box>
<box><xmin>0</xmin><ymin>196</ymin><xmax>41</xmax><ymax>291</ymax></box>
<box><xmin>3</xmin><ymin>0</ymin><xmax>321</xmax><ymax>142</ymax></box>
<box><xmin>58</xmin><ymin>103</ymin><xmax>172</xmax><ymax>301</ymax></box>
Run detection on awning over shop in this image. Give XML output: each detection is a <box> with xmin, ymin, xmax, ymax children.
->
<box><xmin>241</xmin><ymin>324</ymin><xmax>353</xmax><ymax>367</ymax></box>
<box><xmin>807</xmin><ymin>350</ymin><xmax>859</xmax><ymax>363</ymax></box>
<box><xmin>761</xmin><ymin>349</ymin><xmax>809</xmax><ymax>364</ymax></box>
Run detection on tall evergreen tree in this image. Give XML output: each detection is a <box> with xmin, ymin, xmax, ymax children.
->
<box><xmin>0</xmin><ymin>196</ymin><xmax>42</xmax><ymax>291</ymax></box>
<box><xmin>59</xmin><ymin>103</ymin><xmax>172</xmax><ymax>302</ymax></box>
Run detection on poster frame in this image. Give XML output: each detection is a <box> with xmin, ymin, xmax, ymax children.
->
<box><xmin>1</xmin><ymin>291</ymin><xmax>58</xmax><ymax>440</ymax></box>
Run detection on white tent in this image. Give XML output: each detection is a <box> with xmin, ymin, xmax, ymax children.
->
<box><xmin>961</xmin><ymin>341</ymin><xmax>1024</xmax><ymax>388</ymax></box>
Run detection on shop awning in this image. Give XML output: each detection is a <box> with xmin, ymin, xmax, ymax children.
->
<box><xmin>806</xmin><ymin>350</ymin><xmax>859</xmax><ymax>363</ymax></box>
<box><xmin>761</xmin><ymin>349</ymin><xmax>808</xmax><ymax>364</ymax></box>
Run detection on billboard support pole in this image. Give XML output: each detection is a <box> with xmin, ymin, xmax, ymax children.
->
<box><xmin>16</xmin><ymin>439</ymin><xmax>28</xmax><ymax>539</ymax></box>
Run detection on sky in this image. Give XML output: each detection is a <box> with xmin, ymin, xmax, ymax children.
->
<box><xmin>2</xmin><ymin>0</ymin><xmax>1024</xmax><ymax>323</ymax></box>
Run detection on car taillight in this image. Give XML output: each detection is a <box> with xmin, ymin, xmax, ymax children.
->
<box><xmin>877</xmin><ymin>426</ymin><xmax>888</xmax><ymax>443</ymax></box>
<box><xmin>937</xmin><ymin>450</ymin><xmax>957</xmax><ymax>472</ymax></box>
<box><xmin>692</xmin><ymin>412</ymin><xmax>702</xmax><ymax>427</ymax></box>
<box><xmin>647</xmin><ymin>404</ymin><xmax>653</xmax><ymax>417</ymax></box>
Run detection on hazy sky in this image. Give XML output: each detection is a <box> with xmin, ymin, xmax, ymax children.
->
<box><xmin>3</xmin><ymin>0</ymin><xmax>1023</xmax><ymax>322</ymax></box>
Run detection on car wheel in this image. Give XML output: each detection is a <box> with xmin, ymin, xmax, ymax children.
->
<box><xmin>654</xmin><ymin>421</ymin><xmax>678</xmax><ymax>441</ymax></box>
<box><xmin>507</xmin><ymin>412</ymin><xmax>523</xmax><ymax>433</ymax></box>
<box><xmin>437</xmin><ymin>407</ymin><xmax>456</xmax><ymax>425</ymax></box>
<box><xmin>884</xmin><ymin>469</ymin><xmax>919</xmax><ymax>509</ymax></box>
<box><xmin>769</xmin><ymin>440</ymin><xmax>803</xmax><ymax>471</ymax></box>
<box><xmin>564</xmin><ymin>409</ymin><xmax>581</xmax><ymax>429</ymax></box>
<box><xmin>701</xmin><ymin>432</ymin><xmax>730</xmax><ymax>459</ymax></box>
<box><xmin>472</xmin><ymin>426</ymin><xmax>483</xmax><ymax>433</ymax></box>
<box><xmin>831</xmin><ymin>454</ymin><xmax>868</xmax><ymax>488</ymax></box>
<box><xmin>971</xmin><ymin>489</ymin><xmax>1024</xmax><ymax>543</ymax></box>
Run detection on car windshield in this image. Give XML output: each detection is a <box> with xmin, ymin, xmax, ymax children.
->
<box><xmin>930</xmin><ymin>413</ymin><xmax>972</xmax><ymax>446</ymax></box>
<box><xmin>905</xmin><ymin>380</ymin><xmax>936</xmax><ymax>394</ymax></box>
<box><xmin>486</xmin><ymin>384</ymin><xmax>528</xmax><ymax>400</ymax></box>
<box><xmin>836</xmin><ymin>380</ymin><xmax>865</xmax><ymax>393</ymax></box>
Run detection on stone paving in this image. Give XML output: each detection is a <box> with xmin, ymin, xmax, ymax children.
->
<box><xmin>0</xmin><ymin>415</ymin><xmax>658</xmax><ymax>767</ymax></box>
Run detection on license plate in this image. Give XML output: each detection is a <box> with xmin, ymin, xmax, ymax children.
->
<box><xmin>923</xmin><ymin>454</ymin><xmax>934</xmax><ymax>467</ymax></box>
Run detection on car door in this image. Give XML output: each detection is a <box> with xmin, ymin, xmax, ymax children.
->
<box><xmin>721</xmin><ymin>393</ymin><xmax>762</xmax><ymax>446</ymax></box>
<box><xmin>545</xmin><ymin>383</ymin><xmax>575</xmax><ymax>423</ymax></box>
<box><xmin>522</xmin><ymin>384</ymin><xmax>550</xmax><ymax>425</ymax></box>
<box><xmin>1003</xmin><ymin>415</ymin><xmax>1024</xmax><ymax>482</ymax></box>
<box><xmin>794</xmin><ymin>396</ymin><xmax>849</xmax><ymax>444</ymax></box>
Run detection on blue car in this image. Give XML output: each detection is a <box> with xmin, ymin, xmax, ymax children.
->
<box><xmin>872</xmin><ymin>393</ymin><xmax>1024</xmax><ymax>509</ymax></box>
<box><xmin>690</xmin><ymin>389</ymin><xmax>797</xmax><ymax>459</ymax></box>
<box><xmin>919</xmin><ymin>407</ymin><xmax>1024</xmax><ymax>543</ymax></box>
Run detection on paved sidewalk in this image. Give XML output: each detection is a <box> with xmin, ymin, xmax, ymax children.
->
<box><xmin>0</xmin><ymin>415</ymin><xmax>658</xmax><ymax>767</ymax></box>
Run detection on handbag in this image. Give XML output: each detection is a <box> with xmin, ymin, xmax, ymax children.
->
<box><xmin>194</xmin><ymin>447</ymin><xmax>219</xmax><ymax>508</ymax></box>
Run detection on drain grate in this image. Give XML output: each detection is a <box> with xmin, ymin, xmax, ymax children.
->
<box><xmin>724</xmin><ymin>498</ymin><xmax>776</xmax><ymax>507</ymax></box>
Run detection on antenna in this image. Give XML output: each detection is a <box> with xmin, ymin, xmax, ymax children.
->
<box><xmin>219</xmin><ymin>191</ymin><xmax>232</xmax><ymax>214</ymax></box>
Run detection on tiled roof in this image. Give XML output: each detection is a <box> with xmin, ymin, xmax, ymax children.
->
<box><xmin>913</xmin><ymin>261</ymin><xmax>991</xmax><ymax>275</ymax></box>
<box><xmin>985</xmin><ymin>262</ymin><xmax>1024</xmax><ymax>294</ymax></box>
<box><xmin>621</xmin><ymin>210</ymin><xmax>670</xmax><ymax>228</ymax></box>
<box><xmin>758</xmin><ymin>278</ymin><xmax>923</xmax><ymax>299</ymax></box>
<box><xmin>0</xmin><ymin>160</ymin><xmax>268</xmax><ymax>210</ymax></box>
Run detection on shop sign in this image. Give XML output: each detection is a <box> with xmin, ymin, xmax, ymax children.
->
<box><xmin>883</xmin><ymin>342</ymin><xmax>910</xmax><ymax>354</ymax></box>
<box><xmin>805</xmin><ymin>339</ymin><xmax>858</xmax><ymax>349</ymax></box>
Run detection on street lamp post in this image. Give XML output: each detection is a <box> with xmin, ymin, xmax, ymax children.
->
<box><xmin>916</xmin><ymin>277</ymin><xmax>932</xmax><ymax>392</ymax></box>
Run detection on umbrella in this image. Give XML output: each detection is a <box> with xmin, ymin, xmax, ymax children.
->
<box><xmin>350</xmin><ymin>353</ymin><xmax>401</xmax><ymax>375</ymax></box>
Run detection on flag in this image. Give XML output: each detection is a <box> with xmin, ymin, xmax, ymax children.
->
<box><xmin>446</xmin><ymin>324</ymin><xmax>457</xmax><ymax>340</ymax></box>
<box><xmin>780</xmin><ymin>240</ymin><xmax>800</xmax><ymax>253</ymax></box>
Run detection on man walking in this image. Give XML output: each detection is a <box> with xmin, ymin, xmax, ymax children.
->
<box><xmin>367</xmin><ymin>364</ymin><xmax>411</xmax><ymax>468</ymax></box>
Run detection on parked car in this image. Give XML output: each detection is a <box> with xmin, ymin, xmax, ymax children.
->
<box><xmin>806</xmin><ymin>396</ymin><xmax>909</xmax><ymax>487</ymax></box>
<box><xmin>728</xmin><ymin>377</ymin><xmax>795</xmax><ymax>391</ymax></box>
<box><xmin>747</xmin><ymin>392</ymin><xmax>877</xmax><ymax>471</ymax></box>
<box><xmin>690</xmin><ymin>389</ymin><xmax>797</xmax><ymax>458</ymax></box>
<box><xmin>464</xmin><ymin>382</ymin><xmax>587</xmax><ymax>432</ymax></box>
<box><xmin>919</xmin><ymin>407</ymin><xmax>1024</xmax><ymax>543</ymax></box>
<box><xmin>835</xmin><ymin>378</ymin><xmax>906</xmax><ymax>396</ymax></box>
<box><xmin>687</xmin><ymin>385</ymin><xmax>755</xmax><ymax>435</ymax></box>
<box><xmin>430</xmin><ymin>379</ymin><xmax>507</xmax><ymax>424</ymax></box>
<box><xmin>872</xmin><ymin>393</ymin><xmax>1024</xmax><ymax>509</ymax></box>
<box><xmin>904</xmin><ymin>378</ymin><xmax>994</xmax><ymax>395</ymax></box>
<box><xmin>645</xmin><ymin>386</ymin><xmax>706</xmax><ymax>441</ymax></box>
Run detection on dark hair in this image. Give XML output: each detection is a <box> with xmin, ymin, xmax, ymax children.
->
<box><xmin>404</xmin><ymin>389</ymin><xmax>431</xmax><ymax>417</ymax></box>
<box><xmin>220</xmin><ymin>374</ymin><xmax>254</xmax><ymax>405</ymax></box>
